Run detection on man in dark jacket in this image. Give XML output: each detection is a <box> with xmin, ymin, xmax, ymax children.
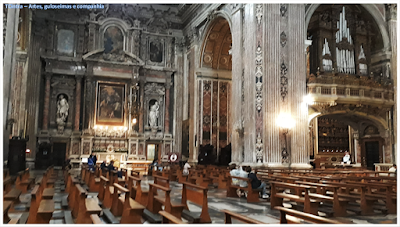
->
<box><xmin>108</xmin><ymin>160</ymin><xmax>115</xmax><ymax>171</ymax></box>
<box><xmin>246</xmin><ymin>166</ymin><xmax>268</xmax><ymax>199</ymax></box>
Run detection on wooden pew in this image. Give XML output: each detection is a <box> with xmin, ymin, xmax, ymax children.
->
<box><xmin>36</xmin><ymin>200</ymin><xmax>55</xmax><ymax>223</ymax></box>
<box><xmin>89</xmin><ymin>170</ymin><xmax>100</xmax><ymax>192</ymax></box>
<box><xmin>15</xmin><ymin>169</ymin><xmax>35</xmax><ymax>193</ymax></box>
<box><xmin>227</xmin><ymin>175</ymin><xmax>262</xmax><ymax>203</ymax></box>
<box><xmin>26</xmin><ymin>185</ymin><xmax>40</xmax><ymax>223</ymax></box>
<box><xmin>147</xmin><ymin>183</ymin><xmax>185</xmax><ymax>218</ymax></box>
<box><xmin>98</xmin><ymin>176</ymin><xmax>109</xmax><ymax>202</ymax></box>
<box><xmin>270</xmin><ymin>181</ymin><xmax>319</xmax><ymax>215</ymax></box>
<box><xmin>90</xmin><ymin>214</ymin><xmax>103</xmax><ymax>224</ymax></box>
<box><xmin>180</xmin><ymin>182</ymin><xmax>211</xmax><ymax>223</ymax></box>
<box><xmin>294</xmin><ymin>181</ymin><xmax>349</xmax><ymax>217</ymax></box>
<box><xmin>153</xmin><ymin>175</ymin><xmax>170</xmax><ymax>188</ymax></box>
<box><xmin>113</xmin><ymin>183</ymin><xmax>146</xmax><ymax>223</ymax></box>
<box><xmin>274</xmin><ymin>206</ymin><xmax>343</xmax><ymax>224</ymax></box>
<box><xmin>72</xmin><ymin>184</ymin><xmax>88</xmax><ymax>219</ymax></box>
<box><xmin>344</xmin><ymin>180</ymin><xmax>396</xmax><ymax>214</ymax></box>
<box><xmin>3</xmin><ymin>201</ymin><xmax>12</xmax><ymax>223</ymax></box>
<box><xmin>159</xmin><ymin>211</ymin><xmax>186</xmax><ymax>224</ymax></box>
<box><xmin>320</xmin><ymin>181</ymin><xmax>378</xmax><ymax>215</ymax></box>
<box><xmin>76</xmin><ymin>198</ymin><xmax>102</xmax><ymax>224</ymax></box>
<box><xmin>128</xmin><ymin>175</ymin><xmax>148</xmax><ymax>206</ymax></box>
<box><xmin>222</xmin><ymin>209</ymin><xmax>266</xmax><ymax>224</ymax></box>
<box><xmin>110</xmin><ymin>183</ymin><xmax>127</xmax><ymax>217</ymax></box>
<box><xmin>4</xmin><ymin>187</ymin><xmax>22</xmax><ymax>211</ymax></box>
<box><xmin>3</xmin><ymin>176</ymin><xmax>15</xmax><ymax>194</ymax></box>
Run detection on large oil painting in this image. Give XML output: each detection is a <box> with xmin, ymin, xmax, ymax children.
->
<box><xmin>96</xmin><ymin>82</ymin><xmax>125</xmax><ymax>125</ymax></box>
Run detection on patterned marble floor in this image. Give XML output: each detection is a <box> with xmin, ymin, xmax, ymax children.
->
<box><xmin>7</xmin><ymin>169</ymin><xmax>397</xmax><ymax>225</ymax></box>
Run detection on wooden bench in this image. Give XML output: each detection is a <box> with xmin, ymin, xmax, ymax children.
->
<box><xmin>147</xmin><ymin>183</ymin><xmax>185</xmax><ymax>218</ymax></box>
<box><xmin>227</xmin><ymin>175</ymin><xmax>262</xmax><ymax>203</ymax></box>
<box><xmin>128</xmin><ymin>175</ymin><xmax>148</xmax><ymax>206</ymax></box>
<box><xmin>270</xmin><ymin>181</ymin><xmax>319</xmax><ymax>215</ymax></box>
<box><xmin>42</xmin><ymin>188</ymin><xmax>55</xmax><ymax>200</ymax></box>
<box><xmin>72</xmin><ymin>184</ymin><xmax>88</xmax><ymax>218</ymax></box>
<box><xmin>344</xmin><ymin>180</ymin><xmax>396</xmax><ymax>214</ymax></box>
<box><xmin>36</xmin><ymin>200</ymin><xmax>55</xmax><ymax>223</ymax></box>
<box><xmin>274</xmin><ymin>206</ymin><xmax>343</xmax><ymax>224</ymax></box>
<box><xmin>222</xmin><ymin>209</ymin><xmax>266</xmax><ymax>224</ymax></box>
<box><xmin>90</xmin><ymin>214</ymin><xmax>103</xmax><ymax>224</ymax></box>
<box><xmin>153</xmin><ymin>175</ymin><xmax>170</xmax><ymax>188</ymax></box>
<box><xmin>4</xmin><ymin>188</ymin><xmax>22</xmax><ymax>211</ymax></box>
<box><xmin>76</xmin><ymin>198</ymin><xmax>102</xmax><ymax>224</ymax></box>
<box><xmin>98</xmin><ymin>176</ymin><xmax>109</xmax><ymax>202</ymax></box>
<box><xmin>159</xmin><ymin>211</ymin><xmax>186</xmax><ymax>224</ymax></box>
<box><xmin>180</xmin><ymin>182</ymin><xmax>211</xmax><ymax>223</ymax></box>
<box><xmin>3</xmin><ymin>176</ymin><xmax>15</xmax><ymax>194</ymax></box>
<box><xmin>113</xmin><ymin>183</ymin><xmax>146</xmax><ymax>223</ymax></box>
<box><xmin>131</xmin><ymin>170</ymin><xmax>141</xmax><ymax>178</ymax></box>
<box><xmin>3</xmin><ymin>201</ymin><xmax>12</xmax><ymax>223</ymax></box>
<box><xmin>294</xmin><ymin>181</ymin><xmax>349</xmax><ymax>217</ymax></box>
<box><xmin>321</xmin><ymin>181</ymin><xmax>378</xmax><ymax>215</ymax></box>
<box><xmin>110</xmin><ymin>183</ymin><xmax>128</xmax><ymax>217</ymax></box>
<box><xmin>89</xmin><ymin>170</ymin><xmax>101</xmax><ymax>192</ymax></box>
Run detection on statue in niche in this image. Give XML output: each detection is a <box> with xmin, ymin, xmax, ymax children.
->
<box><xmin>56</xmin><ymin>94</ymin><xmax>69</xmax><ymax>133</ymax></box>
<box><xmin>149</xmin><ymin>101</ymin><xmax>159</xmax><ymax>127</ymax></box>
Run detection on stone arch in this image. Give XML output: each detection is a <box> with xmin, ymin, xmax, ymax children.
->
<box><xmin>308</xmin><ymin>110</ymin><xmax>388</xmax><ymax>133</ymax></box>
<box><xmin>199</xmin><ymin>16</ymin><xmax>232</xmax><ymax>70</ymax></box>
<box><xmin>98</xmin><ymin>18</ymin><xmax>130</xmax><ymax>51</ymax></box>
<box><xmin>305</xmin><ymin>4</ymin><xmax>390</xmax><ymax>51</ymax></box>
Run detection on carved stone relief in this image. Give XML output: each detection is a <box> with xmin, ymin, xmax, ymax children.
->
<box><xmin>280</xmin><ymin>61</ymin><xmax>288</xmax><ymax>101</ymax></box>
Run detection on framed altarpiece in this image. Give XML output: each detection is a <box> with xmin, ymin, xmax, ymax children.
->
<box><xmin>95</xmin><ymin>81</ymin><xmax>127</xmax><ymax>126</ymax></box>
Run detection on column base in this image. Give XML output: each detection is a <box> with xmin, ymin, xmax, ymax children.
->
<box><xmin>72</xmin><ymin>130</ymin><xmax>82</xmax><ymax>136</ymax></box>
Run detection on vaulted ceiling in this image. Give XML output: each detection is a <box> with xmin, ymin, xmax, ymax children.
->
<box><xmin>201</xmin><ymin>17</ymin><xmax>232</xmax><ymax>71</ymax></box>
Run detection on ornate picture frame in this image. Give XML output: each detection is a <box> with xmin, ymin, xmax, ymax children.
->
<box><xmin>95</xmin><ymin>81</ymin><xmax>126</xmax><ymax>125</ymax></box>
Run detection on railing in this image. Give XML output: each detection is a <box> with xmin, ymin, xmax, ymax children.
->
<box><xmin>307</xmin><ymin>74</ymin><xmax>394</xmax><ymax>104</ymax></box>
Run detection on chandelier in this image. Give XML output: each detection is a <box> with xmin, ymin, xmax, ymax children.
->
<box><xmin>93</xmin><ymin>125</ymin><xmax>128</xmax><ymax>137</ymax></box>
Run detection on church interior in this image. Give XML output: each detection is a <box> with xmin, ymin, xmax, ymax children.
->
<box><xmin>2</xmin><ymin>3</ymin><xmax>398</xmax><ymax>224</ymax></box>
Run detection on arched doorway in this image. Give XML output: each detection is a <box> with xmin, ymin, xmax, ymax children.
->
<box><xmin>196</xmin><ymin>16</ymin><xmax>232</xmax><ymax>165</ymax></box>
<box><xmin>309</xmin><ymin>112</ymin><xmax>390</xmax><ymax>170</ymax></box>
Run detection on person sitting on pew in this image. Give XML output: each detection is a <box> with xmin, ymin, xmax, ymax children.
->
<box><xmin>239</xmin><ymin>166</ymin><xmax>248</xmax><ymax>188</ymax></box>
<box><xmin>183</xmin><ymin>161</ymin><xmax>191</xmax><ymax>176</ymax></box>
<box><xmin>88</xmin><ymin>154</ymin><xmax>95</xmax><ymax>171</ymax></box>
<box><xmin>341</xmin><ymin>151</ymin><xmax>351</xmax><ymax>164</ymax></box>
<box><xmin>229</xmin><ymin>164</ymin><xmax>240</xmax><ymax>186</ymax></box>
<box><xmin>100</xmin><ymin>161</ymin><xmax>107</xmax><ymax>169</ymax></box>
<box><xmin>92</xmin><ymin>153</ymin><xmax>97</xmax><ymax>166</ymax></box>
<box><xmin>389</xmin><ymin>164</ymin><xmax>397</xmax><ymax>173</ymax></box>
<box><xmin>246</xmin><ymin>166</ymin><xmax>268</xmax><ymax>199</ymax></box>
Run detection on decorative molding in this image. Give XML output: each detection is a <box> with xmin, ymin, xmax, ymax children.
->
<box><xmin>280</xmin><ymin>4</ymin><xmax>288</xmax><ymax>17</ymax></box>
<box><xmin>256</xmin><ymin>134</ymin><xmax>263</xmax><ymax>163</ymax></box>
<box><xmin>280</xmin><ymin>61</ymin><xmax>288</xmax><ymax>101</ymax></box>
<box><xmin>255</xmin><ymin>46</ymin><xmax>263</xmax><ymax>112</ymax></box>
<box><xmin>256</xmin><ymin>4</ymin><xmax>263</xmax><ymax>25</ymax></box>
<box><xmin>144</xmin><ymin>82</ymin><xmax>165</xmax><ymax>95</ymax></box>
<box><xmin>387</xmin><ymin>4</ymin><xmax>397</xmax><ymax>20</ymax></box>
<box><xmin>280</xmin><ymin>31</ymin><xmax>287</xmax><ymax>47</ymax></box>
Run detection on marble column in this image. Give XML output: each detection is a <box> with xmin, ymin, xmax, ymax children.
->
<box><xmin>287</xmin><ymin>5</ymin><xmax>309</xmax><ymax>167</ymax></box>
<box><xmin>139</xmin><ymin>79</ymin><xmax>145</xmax><ymax>133</ymax></box>
<box><xmin>42</xmin><ymin>73</ymin><xmax>52</xmax><ymax>130</ymax></box>
<box><xmin>3</xmin><ymin>7</ymin><xmax>20</xmax><ymax>161</ymax></box>
<box><xmin>74</xmin><ymin>75</ymin><xmax>82</xmax><ymax>131</ymax></box>
<box><xmin>387</xmin><ymin>4</ymin><xmax>397</xmax><ymax>163</ymax></box>
<box><xmin>231</xmin><ymin>5</ymin><xmax>245</xmax><ymax>163</ymax></box>
<box><xmin>173</xmin><ymin>39</ymin><xmax>185</xmax><ymax>157</ymax></box>
<box><xmin>164</xmin><ymin>82</ymin><xmax>170</xmax><ymax>134</ymax></box>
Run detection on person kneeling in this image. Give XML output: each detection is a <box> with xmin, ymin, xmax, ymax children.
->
<box><xmin>246</xmin><ymin>166</ymin><xmax>268</xmax><ymax>199</ymax></box>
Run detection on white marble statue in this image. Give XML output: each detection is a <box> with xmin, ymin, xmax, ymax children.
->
<box><xmin>149</xmin><ymin>101</ymin><xmax>159</xmax><ymax>127</ymax></box>
<box><xmin>57</xmin><ymin>95</ymin><xmax>69</xmax><ymax>122</ymax></box>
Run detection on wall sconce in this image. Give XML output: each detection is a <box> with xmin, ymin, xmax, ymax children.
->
<box><xmin>132</xmin><ymin>118</ymin><xmax>137</xmax><ymax>125</ymax></box>
<box><xmin>277</xmin><ymin>113</ymin><xmax>295</xmax><ymax>168</ymax></box>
